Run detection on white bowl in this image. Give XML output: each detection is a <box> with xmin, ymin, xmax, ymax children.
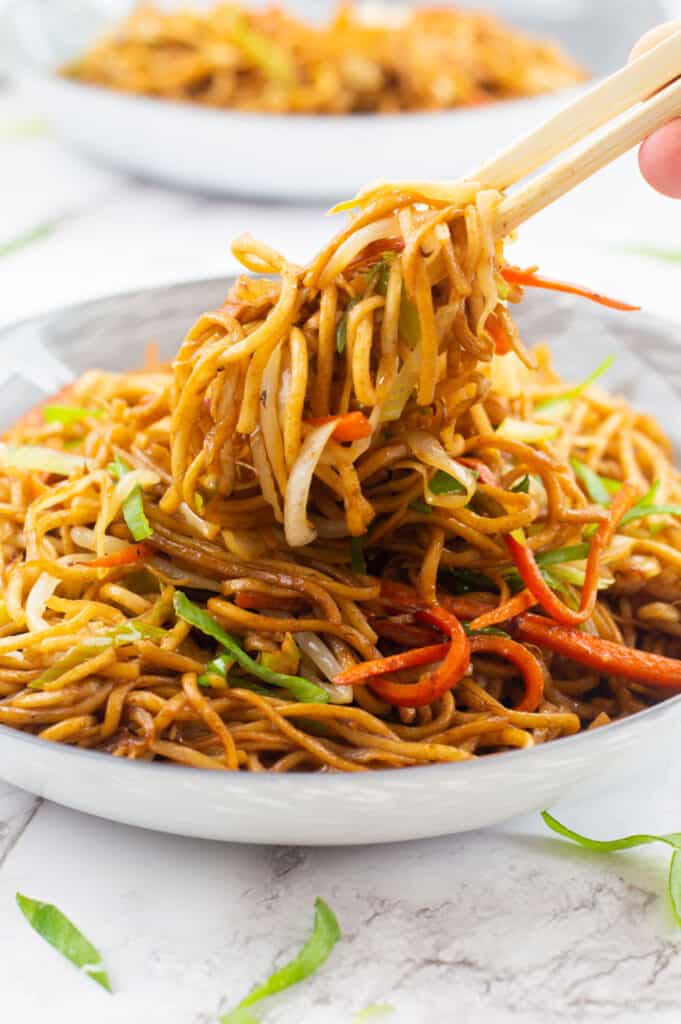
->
<box><xmin>2</xmin><ymin>0</ymin><xmax>587</xmax><ymax>200</ymax></box>
<box><xmin>0</xmin><ymin>278</ymin><xmax>680</xmax><ymax>845</ymax></box>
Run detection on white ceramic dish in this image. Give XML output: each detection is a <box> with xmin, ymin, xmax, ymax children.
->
<box><xmin>3</xmin><ymin>0</ymin><xmax>586</xmax><ymax>200</ymax></box>
<box><xmin>0</xmin><ymin>278</ymin><xmax>680</xmax><ymax>845</ymax></box>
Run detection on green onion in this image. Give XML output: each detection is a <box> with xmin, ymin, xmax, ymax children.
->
<box><xmin>535</xmin><ymin>543</ymin><xmax>591</xmax><ymax>568</ymax></box>
<box><xmin>219</xmin><ymin>898</ymin><xmax>341</xmax><ymax>1023</ymax></box>
<box><xmin>354</xmin><ymin>1006</ymin><xmax>395</xmax><ymax>1023</ymax></box>
<box><xmin>570</xmin><ymin>458</ymin><xmax>612</xmax><ymax>506</ymax></box>
<box><xmin>542</xmin><ymin>811</ymin><xmax>681</xmax><ymax>927</ymax></box>
<box><xmin>43</xmin><ymin>405</ymin><xmax>103</xmax><ymax>425</ymax></box>
<box><xmin>174</xmin><ymin>592</ymin><xmax>328</xmax><ymax>703</ymax></box>
<box><xmin>429</xmin><ymin>470</ymin><xmax>468</xmax><ymax>496</ymax></box>
<box><xmin>198</xmin><ymin>653</ymin><xmax>233</xmax><ymax>688</ymax></box>
<box><xmin>350</xmin><ymin>536</ymin><xmax>367</xmax><ymax>574</ymax></box>
<box><xmin>30</xmin><ymin>621</ymin><xmax>165</xmax><ymax>690</ymax></box>
<box><xmin>16</xmin><ymin>893</ymin><xmax>112</xmax><ymax>992</ymax></box>
<box><xmin>511</xmin><ymin>475</ymin><xmax>530</xmax><ymax>493</ymax></box>
<box><xmin>109</xmin><ymin>454</ymin><xmax>153</xmax><ymax>542</ymax></box>
<box><xmin>408</xmin><ymin>500</ymin><xmax>432</xmax><ymax>515</ymax></box>
<box><xmin>0</xmin><ymin>220</ymin><xmax>57</xmax><ymax>260</ymax></box>
<box><xmin>619</xmin><ymin>244</ymin><xmax>681</xmax><ymax>264</ymax></box>
<box><xmin>336</xmin><ymin>299</ymin><xmax>358</xmax><ymax>354</ymax></box>
<box><xmin>618</xmin><ymin>481</ymin><xmax>681</xmax><ymax>526</ymax></box>
<box><xmin>365</xmin><ymin>253</ymin><xmax>395</xmax><ymax>295</ymax></box>
<box><xmin>398</xmin><ymin>291</ymin><xmax>421</xmax><ymax>349</ymax></box>
<box><xmin>442</xmin><ymin>568</ymin><xmax>498</xmax><ymax>595</ymax></box>
<box><xmin>1</xmin><ymin>444</ymin><xmax>88</xmax><ymax>476</ymax></box>
<box><xmin>535</xmin><ymin>355</ymin><xmax>614</xmax><ymax>415</ymax></box>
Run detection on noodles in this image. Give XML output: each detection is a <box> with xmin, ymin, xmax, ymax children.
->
<box><xmin>2</xmin><ymin>180</ymin><xmax>681</xmax><ymax>774</ymax></box>
<box><xmin>62</xmin><ymin>3</ymin><xmax>584</xmax><ymax>115</ymax></box>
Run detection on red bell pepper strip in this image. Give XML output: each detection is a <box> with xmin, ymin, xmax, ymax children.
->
<box><xmin>505</xmin><ymin>483</ymin><xmax>637</xmax><ymax>627</ymax></box>
<box><xmin>468</xmin><ymin>633</ymin><xmax>544</xmax><ymax>712</ymax></box>
<box><xmin>501</xmin><ymin>266</ymin><xmax>640</xmax><ymax>312</ymax></box>
<box><xmin>88</xmin><ymin>543</ymin><xmax>152</xmax><ymax>568</ymax></box>
<box><xmin>458</xmin><ymin>457</ymin><xmax>497</xmax><ymax>486</ymax></box>
<box><xmin>514</xmin><ymin>613</ymin><xmax>681</xmax><ymax>690</ymax></box>
<box><xmin>306</xmin><ymin>411</ymin><xmax>372</xmax><ymax>442</ymax></box>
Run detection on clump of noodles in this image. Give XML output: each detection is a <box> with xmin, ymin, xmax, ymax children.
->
<box><xmin>1</xmin><ymin>180</ymin><xmax>681</xmax><ymax>772</ymax></box>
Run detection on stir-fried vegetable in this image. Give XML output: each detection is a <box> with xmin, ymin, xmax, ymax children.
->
<box><xmin>89</xmin><ymin>543</ymin><xmax>152</xmax><ymax>568</ymax></box>
<box><xmin>43</xmin><ymin>405</ymin><xmax>103</xmax><ymax>424</ymax></box>
<box><xmin>307</xmin><ymin>411</ymin><xmax>372</xmax><ymax>442</ymax></box>
<box><xmin>174</xmin><ymin>592</ymin><xmax>329</xmax><ymax>703</ymax></box>
<box><xmin>0</xmin><ymin>444</ymin><xmax>90</xmax><ymax>476</ymax></box>
<box><xmin>109</xmin><ymin>454</ymin><xmax>153</xmax><ymax>542</ymax></box>
<box><xmin>30</xmin><ymin>620</ymin><xmax>165</xmax><ymax>690</ymax></box>
<box><xmin>505</xmin><ymin>484</ymin><xmax>636</xmax><ymax>627</ymax></box>
<box><xmin>542</xmin><ymin>812</ymin><xmax>681</xmax><ymax>926</ymax></box>
<box><xmin>501</xmin><ymin>266</ymin><xmax>640</xmax><ymax>311</ymax></box>
<box><xmin>535</xmin><ymin>355</ymin><xmax>614</xmax><ymax>416</ymax></box>
<box><xmin>571</xmin><ymin>463</ymin><xmax>681</xmax><ymax>527</ymax></box>
<box><xmin>16</xmin><ymin>893</ymin><xmax>112</xmax><ymax>992</ymax></box>
<box><xmin>219</xmin><ymin>898</ymin><xmax>341</xmax><ymax>1023</ymax></box>
<box><xmin>336</xmin><ymin>299</ymin><xmax>358</xmax><ymax>353</ymax></box>
<box><xmin>429</xmin><ymin>470</ymin><xmax>468</xmax><ymax>496</ymax></box>
<box><xmin>495</xmin><ymin>418</ymin><xmax>559</xmax><ymax>443</ymax></box>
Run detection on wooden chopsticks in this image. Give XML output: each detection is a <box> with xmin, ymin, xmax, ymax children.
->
<box><xmin>474</xmin><ymin>28</ymin><xmax>681</xmax><ymax>237</ymax></box>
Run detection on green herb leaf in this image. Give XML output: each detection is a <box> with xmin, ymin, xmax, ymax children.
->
<box><xmin>511</xmin><ymin>475</ymin><xmax>530</xmax><ymax>493</ymax></box>
<box><xmin>220</xmin><ymin>898</ymin><xmax>341</xmax><ymax>1023</ymax></box>
<box><xmin>570</xmin><ymin>458</ymin><xmax>612</xmax><ymax>506</ymax></box>
<box><xmin>109</xmin><ymin>454</ymin><xmax>153</xmax><ymax>542</ymax></box>
<box><xmin>535</xmin><ymin>355</ymin><xmax>614</xmax><ymax>414</ymax></box>
<box><xmin>620</xmin><ymin>244</ymin><xmax>681</xmax><ymax>264</ymax></box>
<box><xmin>542</xmin><ymin>811</ymin><xmax>681</xmax><ymax>927</ymax></box>
<box><xmin>408</xmin><ymin>500</ymin><xmax>432</xmax><ymax>515</ymax></box>
<box><xmin>43</xmin><ymin>405</ymin><xmax>103</xmax><ymax>425</ymax></box>
<box><xmin>16</xmin><ymin>893</ymin><xmax>112</xmax><ymax>992</ymax></box>
<box><xmin>429</xmin><ymin>470</ymin><xmax>467</xmax><ymax>496</ymax></box>
<box><xmin>350</xmin><ymin>536</ymin><xmax>367</xmax><ymax>574</ymax></box>
<box><xmin>174</xmin><ymin>592</ymin><xmax>328</xmax><ymax>703</ymax></box>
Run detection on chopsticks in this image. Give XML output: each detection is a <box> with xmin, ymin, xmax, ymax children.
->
<box><xmin>471</xmin><ymin>28</ymin><xmax>681</xmax><ymax>238</ymax></box>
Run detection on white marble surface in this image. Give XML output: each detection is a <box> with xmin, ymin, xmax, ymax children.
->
<box><xmin>2</xmin><ymin>77</ymin><xmax>681</xmax><ymax>1022</ymax></box>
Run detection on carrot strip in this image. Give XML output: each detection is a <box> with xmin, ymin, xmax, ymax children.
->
<box><xmin>334</xmin><ymin>642</ymin><xmax>450</xmax><ymax>686</ymax></box>
<box><xmin>468</xmin><ymin>634</ymin><xmax>544</xmax><ymax>712</ymax></box>
<box><xmin>485</xmin><ymin>310</ymin><xmax>514</xmax><ymax>354</ymax></box>
<box><xmin>501</xmin><ymin>266</ymin><xmax>640</xmax><ymax>312</ymax></box>
<box><xmin>88</xmin><ymin>543</ymin><xmax>151</xmax><ymax>568</ymax></box>
<box><xmin>514</xmin><ymin>614</ymin><xmax>681</xmax><ymax>690</ymax></box>
<box><xmin>458</xmin><ymin>457</ymin><xmax>497</xmax><ymax>486</ymax></box>
<box><xmin>467</xmin><ymin>589</ymin><xmax>536</xmax><ymax>631</ymax></box>
<box><xmin>306</xmin><ymin>411</ymin><xmax>372</xmax><ymax>442</ymax></box>
<box><xmin>505</xmin><ymin>483</ymin><xmax>637</xmax><ymax>627</ymax></box>
<box><xmin>367</xmin><ymin>603</ymin><xmax>470</xmax><ymax>707</ymax></box>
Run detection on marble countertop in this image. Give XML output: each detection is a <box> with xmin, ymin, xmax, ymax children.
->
<box><xmin>2</xmin><ymin>79</ymin><xmax>681</xmax><ymax>1023</ymax></box>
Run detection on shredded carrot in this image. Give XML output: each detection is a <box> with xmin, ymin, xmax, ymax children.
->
<box><xmin>514</xmin><ymin>614</ymin><xmax>681</xmax><ymax>690</ymax></box>
<box><xmin>485</xmin><ymin>310</ymin><xmax>514</xmax><ymax>353</ymax></box>
<box><xmin>345</xmin><ymin>237</ymin><xmax>405</xmax><ymax>273</ymax></box>
<box><xmin>367</xmin><ymin>603</ymin><xmax>470</xmax><ymax>707</ymax></box>
<box><xmin>335</xmin><ymin>642</ymin><xmax>450</xmax><ymax>687</ymax></box>
<box><xmin>505</xmin><ymin>483</ymin><xmax>637</xmax><ymax>627</ymax></box>
<box><xmin>88</xmin><ymin>543</ymin><xmax>152</xmax><ymax>568</ymax></box>
<box><xmin>466</xmin><ymin>589</ymin><xmax>536</xmax><ymax>631</ymax></box>
<box><xmin>307</xmin><ymin>411</ymin><xmax>372</xmax><ymax>442</ymax></box>
<box><xmin>501</xmin><ymin>266</ymin><xmax>640</xmax><ymax>312</ymax></box>
<box><xmin>468</xmin><ymin>633</ymin><xmax>544</xmax><ymax>712</ymax></box>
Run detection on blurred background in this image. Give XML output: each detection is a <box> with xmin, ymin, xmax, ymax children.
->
<box><xmin>1</xmin><ymin>0</ymin><xmax>681</xmax><ymax>331</ymax></box>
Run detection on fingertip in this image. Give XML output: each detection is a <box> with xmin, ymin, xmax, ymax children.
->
<box><xmin>639</xmin><ymin>120</ymin><xmax>681</xmax><ymax>199</ymax></box>
<box><xmin>629</xmin><ymin>20</ymin><xmax>681</xmax><ymax>62</ymax></box>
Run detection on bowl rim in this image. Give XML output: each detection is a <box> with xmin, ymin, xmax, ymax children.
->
<box><xmin>1</xmin><ymin>274</ymin><xmax>680</xmax><ymax>790</ymax></box>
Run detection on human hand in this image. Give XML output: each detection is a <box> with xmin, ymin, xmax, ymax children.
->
<box><xmin>631</xmin><ymin>22</ymin><xmax>681</xmax><ymax>198</ymax></box>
